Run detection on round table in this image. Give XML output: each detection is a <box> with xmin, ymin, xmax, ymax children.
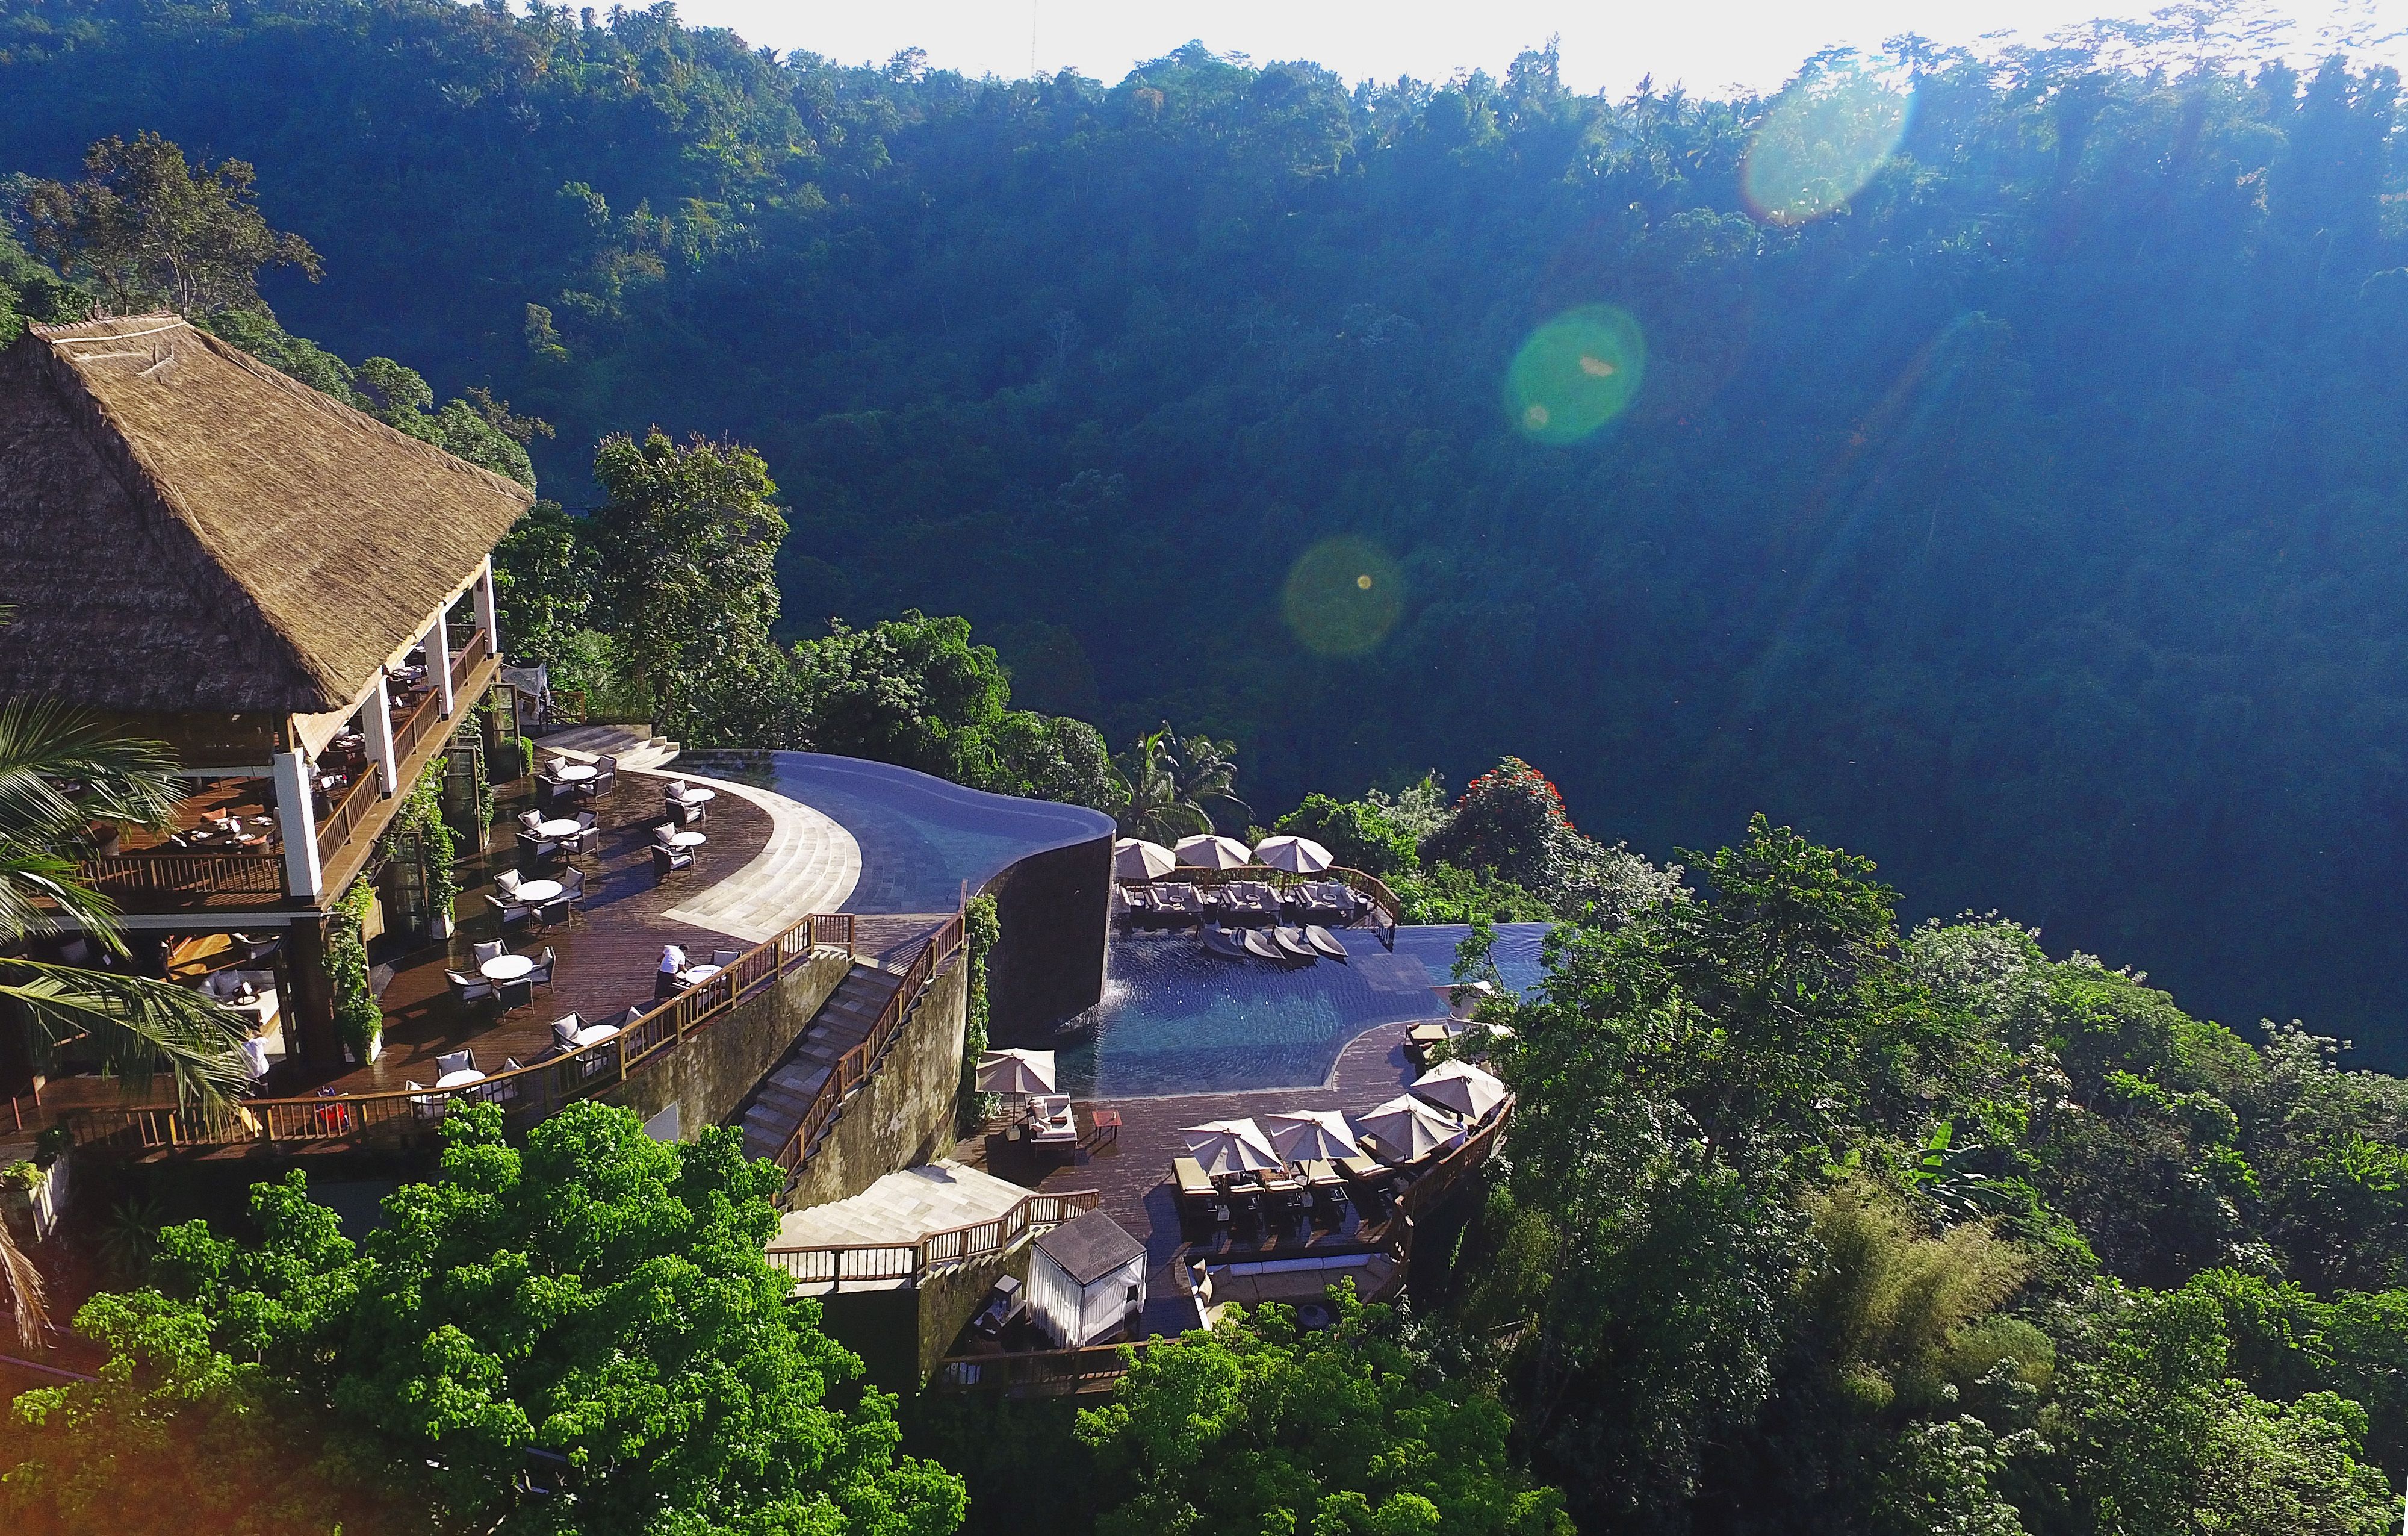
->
<box><xmin>479</xmin><ymin>954</ymin><xmax>534</xmax><ymax>982</ymax></box>
<box><xmin>535</xmin><ymin>819</ymin><xmax>582</xmax><ymax>839</ymax></box>
<box><xmin>515</xmin><ymin>879</ymin><xmax>563</xmax><ymax>904</ymax></box>
<box><xmin>667</xmin><ymin>831</ymin><xmax>706</xmax><ymax>850</ymax></box>
<box><xmin>678</xmin><ymin>786</ymin><xmax>716</xmax><ymax>804</ymax></box>
<box><xmin>680</xmin><ymin>964</ymin><xmax>723</xmax><ymax>986</ymax></box>
<box><xmin>554</xmin><ymin>763</ymin><xmax>597</xmax><ymax>783</ymax></box>
<box><xmin>571</xmin><ymin>1024</ymin><xmax>622</xmax><ymax>1048</ymax></box>
<box><xmin>436</xmin><ymin>1069</ymin><xmax>483</xmax><ymax>1090</ymax></box>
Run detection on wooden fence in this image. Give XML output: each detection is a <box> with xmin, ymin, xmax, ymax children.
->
<box><xmin>313</xmin><ymin>774</ymin><xmax>377</xmax><ymax>869</ymax></box>
<box><xmin>934</xmin><ymin>1339</ymin><xmax>1155</xmax><ymax>1395</ymax></box>
<box><xmin>69</xmin><ymin>913</ymin><xmax>864</xmax><ymax>1152</ymax></box>
<box><xmin>76</xmin><ymin>850</ymin><xmax>284</xmax><ymax>898</ymax></box>
<box><xmin>763</xmin><ymin>1188</ymin><xmax>1100</xmax><ymax>1287</ymax></box>
<box><xmin>770</xmin><ymin>907</ymin><xmax>968</xmax><ymax>1176</ymax></box>
<box><xmin>449</xmin><ymin>625</ymin><xmax>491</xmax><ymax>695</ymax></box>
<box><xmin>1123</xmin><ymin>863</ymin><xmax>1401</xmax><ymax>939</ymax></box>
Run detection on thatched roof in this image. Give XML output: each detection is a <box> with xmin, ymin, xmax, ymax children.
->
<box><xmin>0</xmin><ymin>314</ymin><xmax>532</xmax><ymax>716</ymax></box>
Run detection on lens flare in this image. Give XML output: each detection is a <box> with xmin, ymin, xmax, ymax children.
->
<box><xmin>1740</xmin><ymin>57</ymin><xmax>1912</xmax><ymax>226</ymax></box>
<box><xmin>1505</xmin><ymin>305</ymin><xmax>1646</xmax><ymax>445</ymax></box>
<box><xmin>1283</xmin><ymin>536</ymin><xmax>1404</xmax><ymax>656</ymax></box>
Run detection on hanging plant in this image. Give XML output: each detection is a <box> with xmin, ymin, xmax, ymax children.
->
<box><xmin>329</xmin><ymin>880</ymin><xmax>383</xmax><ymax>1062</ymax></box>
<box><xmin>955</xmin><ymin>894</ymin><xmax>1000</xmax><ymax>1132</ymax></box>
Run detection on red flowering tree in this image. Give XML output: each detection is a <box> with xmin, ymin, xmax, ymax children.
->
<box><xmin>1421</xmin><ymin>757</ymin><xmax>1574</xmax><ymax>895</ymax></box>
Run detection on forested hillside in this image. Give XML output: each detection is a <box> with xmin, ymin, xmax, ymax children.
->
<box><xmin>2</xmin><ymin>1</ymin><xmax>2405</xmax><ymax>1052</ymax></box>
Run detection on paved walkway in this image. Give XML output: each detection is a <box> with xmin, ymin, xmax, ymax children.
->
<box><xmin>774</xmin><ymin>1161</ymin><xmax>1031</xmax><ymax>1248</ymax></box>
<box><xmin>633</xmin><ymin>765</ymin><xmax>862</xmax><ymax>941</ymax></box>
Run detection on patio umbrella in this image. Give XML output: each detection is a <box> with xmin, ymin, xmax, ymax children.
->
<box><xmin>1113</xmin><ymin>838</ymin><xmax>1177</xmax><ymax>881</ymax></box>
<box><xmin>1436</xmin><ymin>977</ymin><xmax>1498</xmax><ymax>1019</ymax></box>
<box><xmin>1175</xmin><ymin>833</ymin><xmax>1253</xmax><ymax>870</ymax></box>
<box><xmin>1253</xmin><ymin>834</ymin><xmax>1333</xmax><ymax>874</ymax></box>
<box><xmin>1411</xmin><ymin>1059</ymin><xmax>1509</xmax><ymax>1122</ymax></box>
<box><xmin>1357</xmin><ymin>1094</ymin><xmax>1465</xmax><ymax>1164</ymax></box>
<box><xmin>975</xmin><ymin>1048</ymin><xmax>1057</xmax><ymax>1096</ymax></box>
<box><xmin>1180</xmin><ymin>1118</ymin><xmax>1283</xmax><ymax>1177</ymax></box>
<box><xmin>1262</xmin><ymin>1109</ymin><xmax>1360</xmax><ymax>1164</ymax></box>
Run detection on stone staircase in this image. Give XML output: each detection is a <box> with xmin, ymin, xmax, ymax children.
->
<box><xmin>736</xmin><ymin>962</ymin><xmax>911</xmax><ymax>1165</ymax></box>
<box><xmin>536</xmin><ymin>724</ymin><xmax>680</xmax><ymax>770</ymax></box>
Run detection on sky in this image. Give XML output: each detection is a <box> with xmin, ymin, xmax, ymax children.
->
<box><xmin>671</xmin><ymin>0</ymin><xmax>2406</xmax><ymax>96</ymax></box>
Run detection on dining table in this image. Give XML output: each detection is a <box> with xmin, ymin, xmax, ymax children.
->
<box><xmin>553</xmin><ymin>763</ymin><xmax>597</xmax><ymax>783</ymax></box>
<box><xmin>514</xmin><ymin>878</ymin><xmax>564</xmax><ymax>905</ymax></box>
<box><xmin>535</xmin><ymin>818</ymin><xmax>582</xmax><ymax>840</ymax></box>
<box><xmin>436</xmin><ymin>1068</ymin><xmax>484</xmax><ymax>1090</ymax></box>
<box><xmin>678</xmin><ymin>963</ymin><xmax>723</xmax><ymax>987</ymax></box>
<box><xmin>666</xmin><ymin>830</ymin><xmax>706</xmax><ymax>850</ymax></box>
<box><xmin>479</xmin><ymin>953</ymin><xmax>535</xmax><ymax>983</ymax></box>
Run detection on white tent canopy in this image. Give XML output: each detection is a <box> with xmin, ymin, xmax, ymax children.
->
<box><xmin>1357</xmin><ymin>1094</ymin><xmax>1466</xmax><ymax>1165</ymax></box>
<box><xmin>1411</xmin><ymin>1059</ymin><xmax>1509</xmax><ymax>1122</ymax></box>
<box><xmin>1180</xmin><ymin>1117</ymin><xmax>1283</xmax><ymax>1177</ymax></box>
<box><xmin>1113</xmin><ymin>838</ymin><xmax>1177</xmax><ymax>881</ymax></box>
<box><xmin>1253</xmin><ymin>834</ymin><xmax>1333</xmax><ymax>874</ymax></box>
<box><xmin>1262</xmin><ymin>1109</ymin><xmax>1360</xmax><ymax>1164</ymax></box>
<box><xmin>1175</xmin><ymin>833</ymin><xmax>1253</xmax><ymax>869</ymax></box>
<box><xmin>975</xmin><ymin>1048</ymin><xmax>1057</xmax><ymax>1096</ymax></box>
<box><xmin>1028</xmin><ymin>1210</ymin><xmax>1148</xmax><ymax>1348</ymax></box>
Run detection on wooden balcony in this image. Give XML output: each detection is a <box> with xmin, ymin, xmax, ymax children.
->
<box><xmin>79</xmin><ymin>851</ymin><xmax>284</xmax><ymax>900</ymax></box>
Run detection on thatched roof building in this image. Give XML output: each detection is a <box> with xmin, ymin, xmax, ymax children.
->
<box><xmin>0</xmin><ymin>314</ymin><xmax>532</xmax><ymax>716</ymax></box>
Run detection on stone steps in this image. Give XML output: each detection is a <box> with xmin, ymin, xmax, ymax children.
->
<box><xmin>736</xmin><ymin>963</ymin><xmax>910</xmax><ymax>1163</ymax></box>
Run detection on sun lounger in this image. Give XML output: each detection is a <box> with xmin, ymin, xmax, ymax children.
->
<box><xmin>1174</xmin><ymin>1155</ymin><xmax>1230</xmax><ymax>1230</ymax></box>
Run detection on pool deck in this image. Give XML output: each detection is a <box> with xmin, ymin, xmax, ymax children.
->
<box><xmin>952</xmin><ymin>1018</ymin><xmax>1427</xmax><ymax>1338</ymax></box>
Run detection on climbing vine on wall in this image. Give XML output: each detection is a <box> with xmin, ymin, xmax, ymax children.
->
<box><xmin>328</xmin><ymin>879</ymin><xmax>382</xmax><ymax>1061</ymax></box>
<box><xmin>956</xmin><ymin>893</ymin><xmax>1000</xmax><ymax>1133</ymax></box>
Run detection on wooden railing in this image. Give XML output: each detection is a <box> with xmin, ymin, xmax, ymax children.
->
<box><xmin>76</xmin><ymin>851</ymin><xmax>284</xmax><ymax>898</ymax></box>
<box><xmin>772</xmin><ymin>907</ymin><xmax>969</xmax><ymax>1175</ymax></box>
<box><xmin>68</xmin><ymin>912</ymin><xmax>863</xmax><ymax>1152</ymax></box>
<box><xmin>764</xmin><ymin>1188</ymin><xmax>1100</xmax><ymax>1287</ymax></box>
<box><xmin>313</xmin><ymin>774</ymin><xmax>377</xmax><ymax>869</ymax></box>
<box><xmin>1126</xmin><ymin>864</ymin><xmax>1401</xmax><ymax>934</ymax></box>
<box><xmin>390</xmin><ymin>683</ymin><xmax>445</xmax><ymax>768</ymax></box>
<box><xmin>450</xmin><ymin>624</ymin><xmax>491</xmax><ymax>695</ymax></box>
<box><xmin>934</xmin><ymin>1339</ymin><xmax>1155</xmax><ymax>1395</ymax></box>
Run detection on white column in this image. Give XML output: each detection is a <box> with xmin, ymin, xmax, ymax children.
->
<box><xmin>365</xmin><ymin>676</ymin><xmax>399</xmax><ymax>796</ymax></box>
<box><xmin>430</xmin><ymin>606</ymin><xmax>455</xmax><ymax>718</ymax></box>
<box><xmin>474</xmin><ymin>558</ymin><xmax>501</xmax><ymax>658</ymax></box>
<box><xmin>272</xmin><ymin>750</ymin><xmax>325</xmax><ymax>900</ymax></box>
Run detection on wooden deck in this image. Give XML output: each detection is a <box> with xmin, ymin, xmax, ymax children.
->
<box><xmin>951</xmin><ymin>1020</ymin><xmax>1428</xmax><ymax>1339</ymax></box>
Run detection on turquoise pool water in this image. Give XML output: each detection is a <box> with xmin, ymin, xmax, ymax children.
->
<box><xmin>683</xmin><ymin>750</ymin><xmax>1114</xmax><ymax>913</ymax></box>
<box><xmin>1057</xmin><ymin>922</ymin><xmax>1553</xmax><ymax>1098</ymax></box>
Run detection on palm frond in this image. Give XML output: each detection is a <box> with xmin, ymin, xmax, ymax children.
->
<box><xmin>0</xmin><ymin>1210</ymin><xmax>49</xmax><ymax>1351</ymax></box>
<box><xmin>0</xmin><ymin>699</ymin><xmax>182</xmax><ymax>849</ymax></box>
<box><xmin>0</xmin><ymin>850</ymin><xmax>123</xmax><ymax>948</ymax></box>
<box><xmin>0</xmin><ymin>960</ymin><xmax>252</xmax><ymax>1109</ymax></box>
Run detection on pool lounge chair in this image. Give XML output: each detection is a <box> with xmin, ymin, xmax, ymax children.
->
<box><xmin>1027</xmin><ymin>1095</ymin><xmax>1078</xmax><ymax>1149</ymax></box>
<box><xmin>1173</xmin><ymin>1155</ymin><xmax>1230</xmax><ymax>1230</ymax></box>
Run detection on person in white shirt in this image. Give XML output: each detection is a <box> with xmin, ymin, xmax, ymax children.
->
<box><xmin>656</xmin><ymin>944</ymin><xmax>688</xmax><ymax>1000</ymax></box>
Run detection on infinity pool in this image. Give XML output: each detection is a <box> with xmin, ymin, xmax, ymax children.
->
<box><xmin>1057</xmin><ymin>922</ymin><xmax>1553</xmax><ymax>1098</ymax></box>
<box><xmin>684</xmin><ymin>751</ymin><xmax>1114</xmax><ymax>913</ymax></box>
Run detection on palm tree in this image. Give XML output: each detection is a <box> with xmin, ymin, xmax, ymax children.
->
<box><xmin>0</xmin><ymin>701</ymin><xmax>254</xmax><ymax>1345</ymax></box>
<box><xmin>1113</xmin><ymin>726</ymin><xmax>1250</xmax><ymax>844</ymax></box>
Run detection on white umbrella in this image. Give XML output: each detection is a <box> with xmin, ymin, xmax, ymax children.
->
<box><xmin>1113</xmin><ymin>838</ymin><xmax>1176</xmax><ymax>881</ymax></box>
<box><xmin>1356</xmin><ymin>1094</ymin><xmax>1465</xmax><ymax>1164</ymax></box>
<box><xmin>1180</xmin><ymin>1118</ymin><xmax>1283</xmax><ymax>1177</ymax></box>
<box><xmin>1175</xmin><ymin>833</ymin><xmax>1253</xmax><ymax>870</ymax></box>
<box><xmin>1252</xmin><ymin>834</ymin><xmax>1333</xmax><ymax>874</ymax></box>
<box><xmin>1411</xmin><ymin>1059</ymin><xmax>1509</xmax><ymax>1122</ymax></box>
<box><xmin>975</xmin><ymin>1048</ymin><xmax>1057</xmax><ymax>1096</ymax></box>
<box><xmin>1436</xmin><ymin>978</ymin><xmax>1498</xmax><ymax>1019</ymax></box>
<box><xmin>1262</xmin><ymin>1109</ymin><xmax>1359</xmax><ymax>1164</ymax></box>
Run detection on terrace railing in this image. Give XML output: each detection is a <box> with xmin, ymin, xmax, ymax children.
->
<box><xmin>69</xmin><ymin>912</ymin><xmax>864</xmax><ymax>1153</ymax></box>
<box><xmin>314</xmin><ymin>774</ymin><xmax>377</xmax><ymax>869</ymax></box>
<box><xmin>771</xmin><ymin>906</ymin><xmax>967</xmax><ymax>1176</ymax></box>
<box><xmin>449</xmin><ymin>624</ymin><xmax>491</xmax><ymax>697</ymax></box>
<box><xmin>76</xmin><ymin>851</ymin><xmax>284</xmax><ymax>899</ymax></box>
<box><xmin>390</xmin><ymin>682</ymin><xmax>447</xmax><ymax>768</ymax></box>
<box><xmin>763</xmin><ymin>1187</ymin><xmax>1100</xmax><ymax>1288</ymax></box>
<box><xmin>1131</xmin><ymin>864</ymin><xmax>1401</xmax><ymax>938</ymax></box>
<box><xmin>934</xmin><ymin>1339</ymin><xmax>1155</xmax><ymax>1395</ymax></box>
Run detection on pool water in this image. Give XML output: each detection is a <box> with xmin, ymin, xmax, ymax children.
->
<box><xmin>683</xmin><ymin>751</ymin><xmax>1114</xmax><ymax>913</ymax></box>
<box><xmin>1057</xmin><ymin>922</ymin><xmax>1554</xmax><ymax>1098</ymax></box>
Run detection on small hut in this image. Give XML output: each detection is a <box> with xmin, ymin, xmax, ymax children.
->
<box><xmin>1028</xmin><ymin>1210</ymin><xmax>1147</xmax><ymax>1348</ymax></box>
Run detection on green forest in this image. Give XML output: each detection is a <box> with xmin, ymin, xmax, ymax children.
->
<box><xmin>3</xmin><ymin>0</ymin><xmax>2406</xmax><ymax>1051</ymax></box>
<box><xmin>10</xmin><ymin>5</ymin><xmax>2408</xmax><ymax>1528</ymax></box>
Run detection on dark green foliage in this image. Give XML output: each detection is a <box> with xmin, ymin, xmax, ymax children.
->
<box><xmin>1075</xmin><ymin>1289</ymin><xmax>1571</xmax><ymax>1536</ymax></box>
<box><xmin>492</xmin><ymin>500</ymin><xmax>599</xmax><ymax>668</ymax></box>
<box><xmin>5</xmin><ymin>7</ymin><xmax>2400</xmax><ymax>1043</ymax></box>
<box><xmin>1272</xmin><ymin>793</ymin><xmax>1419</xmax><ymax>878</ymax></box>
<box><xmin>5</xmin><ymin>1102</ymin><xmax>970</xmax><ymax>1536</ymax></box>
<box><xmin>789</xmin><ymin>612</ymin><xmax>1011</xmax><ymax>784</ymax></box>
<box><xmin>957</xmin><ymin>892</ymin><xmax>999</xmax><ymax>1131</ymax></box>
